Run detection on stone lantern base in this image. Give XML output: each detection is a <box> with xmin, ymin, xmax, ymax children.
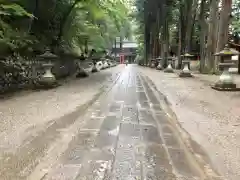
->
<box><xmin>150</xmin><ymin>62</ymin><xmax>155</xmax><ymax>68</ymax></box>
<box><xmin>91</xmin><ymin>65</ymin><xmax>98</xmax><ymax>73</ymax></box>
<box><xmin>76</xmin><ymin>67</ymin><xmax>89</xmax><ymax>78</ymax></box>
<box><xmin>164</xmin><ymin>64</ymin><xmax>174</xmax><ymax>73</ymax></box>
<box><xmin>37</xmin><ymin>80</ymin><xmax>59</xmax><ymax>89</ymax></box>
<box><xmin>103</xmin><ymin>61</ymin><xmax>109</xmax><ymax>69</ymax></box>
<box><xmin>179</xmin><ymin>71</ymin><xmax>193</xmax><ymax>77</ymax></box>
<box><xmin>212</xmin><ymin>82</ymin><xmax>240</xmax><ymax>91</ymax></box>
<box><xmin>156</xmin><ymin>64</ymin><xmax>163</xmax><ymax>70</ymax></box>
<box><xmin>211</xmin><ymin>69</ymin><xmax>240</xmax><ymax>91</ymax></box>
<box><xmin>179</xmin><ymin>64</ymin><xmax>193</xmax><ymax>77</ymax></box>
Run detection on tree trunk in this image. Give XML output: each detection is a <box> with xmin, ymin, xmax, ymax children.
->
<box><xmin>156</xmin><ymin>37</ymin><xmax>160</xmax><ymax>57</ymax></box>
<box><xmin>199</xmin><ymin>0</ymin><xmax>208</xmax><ymax>73</ymax></box>
<box><xmin>177</xmin><ymin>2</ymin><xmax>184</xmax><ymax>69</ymax></box>
<box><xmin>162</xmin><ymin>19</ymin><xmax>169</xmax><ymax>68</ymax></box>
<box><xmin>238</xmin><ymin>50</ymin><xmax>240</xmax><ymax>74</ymax></box>
<box><xmin>185</xmin><ymin>0</ymin><xmax>198</xmax><ymax>52</ymax></box>
<box><xmin>155</xmin><ymin>10</ymin><xmax>160</xmax><ymax>58</ymax></box>
<box><xmin>215</xmin><ymin>0</ymin><xmax>232</xmax><ymax>67</ymax></box>
<box><xmin>28</xmin><ymin>0</ymin><xmax>39</xmax><ymax>33</ymax></box>
<box><xmin>84</xmin><ymin>39</ymin><xmax>88</xmax><ymax>54</ymax></box>
<box><xmin>189</xmin><ymin>9</ymin><xmax>197</xmax><ymax>50</ymax></box>
<box><xmin>144</xmin><ymin>25</ymin><xmax>150</xmax><ymax>64</ymax></box>
<box><xmin>160</xmin><ymin>32</ymin><xmax>164</xmax><ymax>64</ymax></box>
<box><xmin>205</xmin><ymin>0</ymin><xmax>219</xmax><ymax>73</ymax></box>
<box><xmin>54</xmin><ymin>0</ymin><xmax>81</xmax><ymax>48</ymax></box>
<box><xmin>177</xmin><ymin>20</ymin><xmax>182</xmax><ymax>69</ymax></box>
<box><xmin>180</xmin><ymin>2</ymin><xmax>189</xmax><ymax>51</ymax></box>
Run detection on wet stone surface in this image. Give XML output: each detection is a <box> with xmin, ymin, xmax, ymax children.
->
<box><xmin>3</xmin><ymin>65</ymin><xmax>203</xmax><ymax>180</ymax></box>
<box><xmin>162</xmin><ymin>125</ymin><xmax>175</xmax><ymax>135</ymax></box>
<box><xmin>163</xmin><ymin>134</ymin><xmax>181</xmax><ymax>148</ymax></box>
<box><xmin>155</xmin><ymin>113</ymin><xmax>171</xmax><ymax>125</ymax></box>
<box><xmin>109</xmin><ymin>103</ymin><xmax>122</xmax><ymax>113</ymax></box>
<box><xmin>168</xmin><ymin>148</ymin><xmax>199</xmax><ymax>177</ymax></box>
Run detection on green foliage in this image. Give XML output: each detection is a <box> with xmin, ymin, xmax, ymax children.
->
<box><xmin>231</xmin><ymin>1</ymin><xmax>240</xmax><ymax>37</ymax></box>
<box><xmin>0</xmin><ymin>0</ymin><xmax>36</xmax><ymax>54</ymax></box>
<box><xmin>61</xmin><ymin>0</ymin><xmax>132</xmax><ymax>54</ymax></box>
<box><xmin>0</xmin><ymin>3</ymin><xmax>33</xmax><ymax>17</ymax></box>
<box><xmin>0</xmin><ymin>0</ymin><xmax>132</xmax><ymax>55</ymax></box>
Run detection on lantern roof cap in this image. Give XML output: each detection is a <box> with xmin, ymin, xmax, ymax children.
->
<box><xmin>181</xmin><ymin>53</ymin><xmax>194</xmax><ymax>57</ymax></box>
<box><xmin>214</xmin><ymin>44</ymin><xmax>239</xmax><ymax>56</ymax></box>
<box><xmin>39</xmin><ymin>48</ymin><xmax>58</xmax><ymax>58</ymax></box>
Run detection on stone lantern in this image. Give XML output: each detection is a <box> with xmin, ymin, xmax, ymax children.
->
<box><xmin>102</xmin><ymin>57</ymin><xmax>109</xmax><ymax>70</ymax></box>
<box><xmin>212</xmin><ymin>44</ymin><xmax>240</xmax><ymax>91</ymax></box>
<box><xmin>91</xmin><ymin>64</ymin><xmax>98</xmax><ymax>73</ymax></box>
<box><xmin>164</xmin><ymin>57</ymin><xmax>174</xmax><ymax>73</ymax></box>
<box><xmin>179</xmin><ymin>53</ymin><xmax>194</xmax><ymax>77</ymax></box>
<box><xmin>150</xmin><ymin>59</ymin><xmax>155</xmax><ymax>68</ymax></box>
<box><xmin>156</xmin><ymin>57</ymin><xmax>163</xmax><ymax>70</ymax></box>
<box><xmin>72</xmin><ymin>54</ymin><xmax>89</xmax><ymax>78</ymax></box>
<box><xmin>38</xmin><ymin>48</ymin><xmax>58</xmax><ymax>87</ymax></box>
<box><xmin>91</xmin><ymin>51</ymin><xmax>99</xmax><ymax>73</ymax></box>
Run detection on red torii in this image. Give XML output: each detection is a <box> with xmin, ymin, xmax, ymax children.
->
<box><xmin>119</xmin><ymin>54</ymin><xmax>125</xmax><ymax>64</ymax></box>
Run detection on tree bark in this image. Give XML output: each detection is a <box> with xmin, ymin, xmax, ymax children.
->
<box><xmin>177</xmin><ymin>2</ymin><xmax>184</xmax><ymax>69</ymax></box>
<box><xmin>144</xmin><ymin>27</ymin><xmax>150</xmax><ymax>64</ymax></box>
<box><xmin>54</xmin><ymin>0</ymin><xmax>82</xmax><ymax>48</ymax></box>
<box><xmin>155</xmin><ymin>10</ymin><xmax>160</xmax><ymax>58</ymax></box>
<box><xmin>205</xmin><ymin>0</ymin><xmax>219</xmax><ymax>73</ymax></box>
<box><xmin>199</xmin><ymin>0</ymin><xmax>208</xmax><ymax>73</ymax></box>
<box><xmin>215</xmin><ymin>0</ymin><xmax>232</xmax><ymax>67</ymax></box>
<box><xmin>162</xmin><ymin>19</ymin><xmax>169</xmax><ymax>68</ymax></box>
<box><xmin>28</xmin><ymin>0</ymin><xmax>39</xmax><ymax>33</ymax></box>
<box><xmin>185</xmin><ymin>0</ymin><xmax>198</xmax><ymax>52</ymax></box>
<box><xmin>177</xmin><ymin>20</ymin><xmax>182</xmax><ymax>69</ymax></box>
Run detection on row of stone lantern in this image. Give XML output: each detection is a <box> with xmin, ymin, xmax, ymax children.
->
<box><xmin>152</xmin><ymin>54</ymin><xmax>194</xmax><ymax>77</ymax></box>
<box><xmin>152</xmin><ymin>44</ymin><xmax>240</xmax><ymax>91</ymax></box>
<box><xmin>36</xmin><ymin>48</ymin><xmax>102</xmax><ymax>88</ymax></box>
<box><xmin>153</xmin><ymin>56</ymin><xmax>176</xmax><ymax>73</ymax></box>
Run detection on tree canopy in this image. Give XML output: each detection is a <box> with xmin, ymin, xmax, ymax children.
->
<box><xmin>0</xmin><ymin>0</ymin><xmax>132</xmax><ymax>55</ymax></box>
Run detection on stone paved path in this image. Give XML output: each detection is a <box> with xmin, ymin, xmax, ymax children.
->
<box><xmin>0</xmin><ymin>65</ymin><xmax>213</xmax><ymax>180</ymax></box>
<box><xmin>35</xmin><ymin>65</ymin><xmax>205</xmax><ymax>180</ymax></box>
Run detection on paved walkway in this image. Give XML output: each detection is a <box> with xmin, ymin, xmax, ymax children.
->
<box><xmin>140</xmin><ymin>66</ymin><xmax>240</xmax><ymax>180</ymax></box>
<box><xmin>0</xmin><ymin>65</ymin><xmax>210</xmax><ymax>179</ymax></box>
<box><xmin>38</xmin><ymin>65</ymin><xmax>206</xmax><ymax>180</ymax></box>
